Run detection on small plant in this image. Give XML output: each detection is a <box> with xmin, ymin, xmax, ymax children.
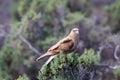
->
<box><xmin>63</xmin><ymin>12</ymin><xmax>86</xmax><ymax>26</ymax></box>
<box><xmin>114</xmin><ymin>69</ymin><xmax>120</xmax><ymax>79</ymax></box>
<box><xmin>17</xmin><ymin>74</ymin><xmax>29</xmax><ymax>80</ymax></box>
<box><xmin>38</xmin><ymin>49</ymin><xmax>100</xmax><ymax>80</ymax></box>
<box><xmin>0</xmin><ymin>45</ymin><xmax>23</xmax><ymax>80</ymax></box>
<box><xmin>107</xmin><ymin>0</ymin><xmax>120</xmax><ymax>32</ymax></box>
<box><xmin>78</xmin><ymin>49</ymin><xmax>100</xmax><ymax>66</ymax></box>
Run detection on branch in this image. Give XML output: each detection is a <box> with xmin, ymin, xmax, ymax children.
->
<box><xmin>109</xmin><ymin>65</ymin><xmax>120</xmax><ymax>70</ymax></box>
<box><xmin>114</xmin><ymin>45</ymin><xmax>120</xmax><ymax>61</ymax></box>
<box><xmin>95</xmin><ymin>63</ymin><xmax>120</xmax><ymax>71</ymax></box>
<box><xmin>98</xmin><ymin>46</ymin><xmax>104</xmax><ymax>56</ymax></box>
<box><xmin>15</xmin><ymin>25</ymin><xmax>42</xmax><ymax>55</ymax></box>
<box><xmin>41</xmin><ymin>55</ymin><xmax>58</xmax><ymax>71</ymax></box>
<box><xmin>1</xmin><ymin>25</ymin><xmax>42</xmax><ymax>55</ymax></box>
<box><xmin>90</xmin><ymin>71</ymin><xmax>94</xmax><ymax>80</ymax></box>
<box><xmin>18</xmin><ymin>34</ymin><xmax>41</xmax><ymax>55</ymax></box>
<box><xmin>95</xmin><ymin>64</ymin><xmax>110</xmax><ymax>69</ymax></box>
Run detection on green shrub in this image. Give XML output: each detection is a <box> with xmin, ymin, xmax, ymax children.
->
<box><xmin>17</xmin><ymin>74</ymin><xmax>29</xmax><ymax>80</ymax></box>
<box><xmin>107</xmin><ymin>0</ymin><xmax>120</xmax><ymax>32</ymax></box>
<box><xmin>78</xmin><ymin>49</ymin><xmax>100</xmax><ymax>66</ymax></box>
<box><xmin>0</xmin><ymin>44</ymin><xmax>23</xmax><ymax>80</ymax></box>
<box><xmin>114</xmin><ymin>69</ymin><xmax>120</xmax><ymax>79</ymax></box>
<box><xmin>38</xmin><ymin>49</ymin><xmax>100</xmax><ymax>80</ymax></box>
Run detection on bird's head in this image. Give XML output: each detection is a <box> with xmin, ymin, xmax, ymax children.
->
<box><xmin>69</xmin><ymin>28</ymin><xmax>79</xmax><ymax>36</ymax></box>
<box><xmin>71</xmin><ymin>28</ymin><xmax>79</xmax><ymax>34</ymax></box>
<box><xmin>69</xmin><ymin>28</ymin><xmax>79</xmax><ymax>38</ymax></box>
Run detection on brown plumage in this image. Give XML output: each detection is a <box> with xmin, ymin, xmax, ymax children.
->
<box><xmin>36</xmin><ymin>28</ymin><xmax>79</xmax><ymax>61</ymax></box>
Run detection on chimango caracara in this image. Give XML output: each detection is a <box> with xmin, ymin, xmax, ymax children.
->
<box><xmin>36</xmin><ymin>28</ymin><xmax>79</xmax><ymax>61</ymax></box>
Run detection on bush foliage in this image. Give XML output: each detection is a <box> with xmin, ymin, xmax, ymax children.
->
<box><xmin>38</xmin><ymin>49</ymin><xmax>99</xmax><ymax>80</ymax></box>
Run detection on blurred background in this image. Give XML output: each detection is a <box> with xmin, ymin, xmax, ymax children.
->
<box><xmin>0</xmin><ymin>0</ymin><xmax>120</xmax><ymax>80</ymax></box>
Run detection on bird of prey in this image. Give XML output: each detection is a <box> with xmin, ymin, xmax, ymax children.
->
<box><xmin>36</xmin><ymin>28</ymin><xmax>79</xmax><ymax>61</ymax></box>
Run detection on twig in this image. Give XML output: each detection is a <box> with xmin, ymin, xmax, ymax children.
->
<box><xmin>45</xmin><ymin>55</ymin><xmax>57</xmax><ymax>65</ymax></box>
<box><xmin>41</xmin><ymin>55</ymin><xmax>57</xmax><ymax>71</ymax></box>
<box><xmin>98</xmin><ymin>43</ymin><xmax>113</xmax><ymax>56</ymax></box>
<box><xmin>98</xmin><ymin>46</ymin><xmax>104</xmax><ymax>56</ymax></box>
<box><xmin>90</xmin><ymin>71</ymin><xmax>94</xmax><ymax>80</ymax></box>
<box><xmin>95</xmin><ymin>63</ymin><xmax>120</xmax><ymax>70</ymax></box>
<box><xmin>0</xmin><ymin>24</ymin><xmax>42</xmax><ymax>56</ymax></box>
<box><xmin>114</xmin><ymin>45</ymin><xmax>120</xmax><ymax>61</ymax></box>
<box><xmin>70</xmin><ymin>69</ymin><xmax>75</xmax><ymax>79</ymax></box>
<box><xmin>109</xmin><ymin>65</ymin><xmax>120</xmax><ymax>70</ymax></box>
<box><xmin>16</xmin><ymin>25</ymin><xmax>42</xmax><ymax>55</ymax></box>
<box><xmin>20</xmin><ymin>26</ymin><xmax>42</xmax><ymax>55</ymax></box>
<box><xmin>95</xmin><ymin>64</ymin><xmax>110</xmax><ymax>69</ymax></box>
<box><xmin>18</xmin><ymin>34</ymin><xmax>41</xmax><ymax>55</ymax></box>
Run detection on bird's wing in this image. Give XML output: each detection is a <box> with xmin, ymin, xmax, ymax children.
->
<box><xmin>59</xmin><ymin>37</ymin><xmax>74</xmax><ymax>51</ymax></box>
<box><xmin>48</xmin><ymin>37</ymin><xmax>73</xmax><ymax>52</ymax></box>
<box><xmin>48</xmin><ymin>43</ymin><xmax>59</xmax><ymax>51</ymax></box>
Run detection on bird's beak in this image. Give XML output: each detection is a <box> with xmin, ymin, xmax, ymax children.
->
<box><xmin>76</xmin><ymin>30</ymin><xmax>79</xmax><ymax>34</ymax></box>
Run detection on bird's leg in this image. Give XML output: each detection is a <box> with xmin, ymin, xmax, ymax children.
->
<box><xmin>59</xmin><ymin>50</ymin><xmax>66</xmax><ymax>56</ymax></box>
<box><xmin>62</xmin><ymin>52</ymin><xmax>67</xmax><ymax>56</ymax></box>
<box><xmin>72</xmin><ymin>44</ymin><xmax>79</xmax><ymax>54</ymax></box>
<box><xmin>72</xmin><ymin>48</ymin><xmax>78</xmax><ymax>54</ymax></box>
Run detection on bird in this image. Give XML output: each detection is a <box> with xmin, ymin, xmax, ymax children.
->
<box><xmin>36</xmin><ymin>28</ymin><xmax>79</xmax><ymax>61</ymax></box>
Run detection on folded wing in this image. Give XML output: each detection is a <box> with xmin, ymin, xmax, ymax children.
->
<box><xmin>48</xmin><ymin>37</ymin><xmax>74</xmax><ymax>54</ymax></box>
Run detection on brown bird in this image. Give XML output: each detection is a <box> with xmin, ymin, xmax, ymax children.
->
<box><xmin>36</xmin><ymin>28</ymin><xmax>79</xmax><ymax>61</ymax></box>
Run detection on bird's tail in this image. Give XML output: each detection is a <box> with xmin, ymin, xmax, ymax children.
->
<box><xmin>36</xmin><ymin>52</ymin><xmax>51</xmax><ymax>61</ymax></box>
